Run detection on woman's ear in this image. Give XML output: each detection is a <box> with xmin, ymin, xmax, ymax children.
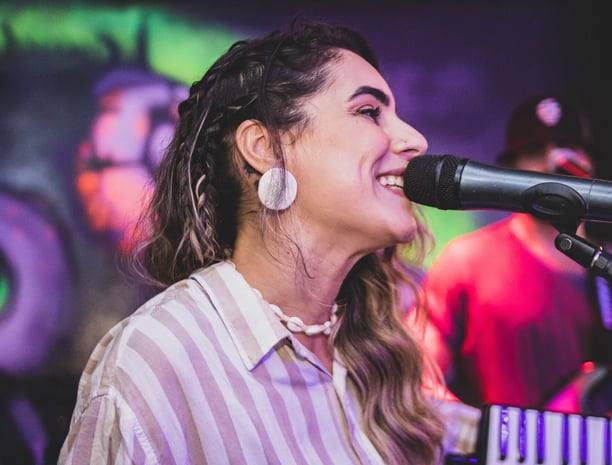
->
<box><xmin>235</xmin><ymin>119</ymin><xmax>276</xmax><ymax>175</ymax></box>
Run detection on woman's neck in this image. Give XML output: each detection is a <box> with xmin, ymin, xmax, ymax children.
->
<box><xmin>231</xmin><ymin>232</ymin><xmax>352</xmax><ymax>367</ymax></box>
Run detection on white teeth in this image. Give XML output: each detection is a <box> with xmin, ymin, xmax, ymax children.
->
<box><xmin>378</xmin><ymin>175</ymin><xmax>404</xmax><ymax>188</ymax></box>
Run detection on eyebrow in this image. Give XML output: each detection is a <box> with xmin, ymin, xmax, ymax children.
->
<box><xmin>349</xmin><ymin>86</ymin><xmax>390</xmax><ymax>106</ymax></box>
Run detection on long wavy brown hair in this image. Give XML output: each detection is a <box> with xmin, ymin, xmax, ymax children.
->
<box><xmin>129</xmin><ymin>20</ymin><xmax>445</xmax><ymax>465</ymax></box>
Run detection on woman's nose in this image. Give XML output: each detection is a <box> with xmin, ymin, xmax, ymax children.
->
<box><xmin>392</xmin><ymin>125</ymin><xmax>428</xmax><ymax>157</ymax></box>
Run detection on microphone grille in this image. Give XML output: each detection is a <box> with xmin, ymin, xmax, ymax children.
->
<box><xmin>403</xmin><ymin>154</ymin><xmax>462</xmax><ymax>208</ymax></box>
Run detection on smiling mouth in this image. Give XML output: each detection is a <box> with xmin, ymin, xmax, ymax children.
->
<box><xmin>377</xmin><ymin>174</ymin><xmax>404</xmax><ymax>189</ymax></box>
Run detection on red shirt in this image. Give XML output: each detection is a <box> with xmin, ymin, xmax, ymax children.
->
<box><xmin>419</xmin><ymin>215</ymin><xmax>604</xmax><ymax>409</ymax></box>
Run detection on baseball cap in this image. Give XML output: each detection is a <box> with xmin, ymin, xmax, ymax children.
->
<box><xmin>496</xmin><ymin>95</ymin><xmax>592</xmax><ymax>166</ymax></box>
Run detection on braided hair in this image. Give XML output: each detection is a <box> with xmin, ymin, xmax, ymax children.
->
<box><xmin>136</xmin><ymin>21</ymin><xmax>378</xmax><ymax>286</ymax></box>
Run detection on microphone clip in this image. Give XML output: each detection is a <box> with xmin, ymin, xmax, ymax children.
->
<box><xmin>554</xmin><ymin>231</ymin><xmax>612</xmax><ymax>281</ymax></box>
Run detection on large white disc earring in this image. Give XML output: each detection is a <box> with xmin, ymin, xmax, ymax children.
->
<box><xmin>257</xmin><ymin>167</ymin><xmax>298</xmax><ymax>211</ymax></box>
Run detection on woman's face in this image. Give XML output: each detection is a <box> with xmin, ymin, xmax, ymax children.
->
<box><xmin>286</xmin><ymin>49</ymin><xmax>427</xmax><ymax>255</ymax></box>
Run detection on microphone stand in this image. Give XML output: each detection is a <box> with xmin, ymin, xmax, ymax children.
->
<box><xmin>552</xmin><ymin>222</ymin><xmax>612</xmax><ymax>281</ymax></box>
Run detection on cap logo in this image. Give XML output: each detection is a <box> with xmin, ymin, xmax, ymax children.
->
<box><xmin>535</xmin><ymin>97</ymin><xmax>562</xmax><ymax>127</ymax></box>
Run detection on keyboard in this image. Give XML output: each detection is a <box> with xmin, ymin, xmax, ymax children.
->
<box><xmin>475</xmin><ymin>404</ymin><xmax>611</xmax><ymax>465</ymax></box>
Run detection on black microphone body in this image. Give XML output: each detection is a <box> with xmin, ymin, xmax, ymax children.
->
<box><xmin>403</xmin><ymin>154</ymin><xmax>612</xmax><ymax>222</ymax></box>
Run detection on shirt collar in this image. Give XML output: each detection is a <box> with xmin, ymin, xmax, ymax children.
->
<box><xmin>190</xmin><ymin>261</ymin><xmax>290</xmax><ymax>371</ymax></box>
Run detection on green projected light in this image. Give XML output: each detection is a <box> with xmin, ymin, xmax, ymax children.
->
<box><xmin>0</xmin><ymin>254</ymin><xmax>10</xmax><ymax>316</ymax></box>
<box><xmin>0</xmin><ymin>276</ymin><xmax>7</xmax><ymax>314</ymax></box>
<box><xmin>0</xmin><ymin>4</ymin><xmax>242</xmax><ymax>85</ymax></box>
<box><xmin>421</xmin><ymin>206</ymin><xmax>479</xmax><ymax>268</ymax></box>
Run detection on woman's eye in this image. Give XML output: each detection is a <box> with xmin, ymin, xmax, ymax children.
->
<box><xmin>358</xmin><ymin>107</ymin><xmax>381</xmax><ymax>121</ymax></box>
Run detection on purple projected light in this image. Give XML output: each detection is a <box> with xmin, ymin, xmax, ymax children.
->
<box><xmin>0</xmin><ymin>189</ymin><xmax>74</xmax><ymax>374</ymax></box>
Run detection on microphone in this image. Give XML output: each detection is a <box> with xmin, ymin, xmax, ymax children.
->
<box><xmin>403</xmin><ymin>154</ymin><xmax>612</xmax><ymax>222</ymax></box>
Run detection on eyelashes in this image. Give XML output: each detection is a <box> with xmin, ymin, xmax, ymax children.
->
<box><xmin>358</xmin><ymin>106</ymin><xmax>381</xmax><ymax>122</ymax></box>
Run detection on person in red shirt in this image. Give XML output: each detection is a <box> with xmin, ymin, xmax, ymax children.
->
<box><xmin>409</xmin><ymin>95</ymin><xmax>612</xmax><ymax>414</ymax></box>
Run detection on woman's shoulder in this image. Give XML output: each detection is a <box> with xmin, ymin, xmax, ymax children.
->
<box><xmin>83</xmin><ymin>274</ymin><xmax>217</xmax><ymax>382</ymax></box>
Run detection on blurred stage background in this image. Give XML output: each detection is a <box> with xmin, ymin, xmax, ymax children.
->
<box><xmin>0</xmin><ymin>0</ymin><xmax>610</xmax><ymax>463</ymax></box>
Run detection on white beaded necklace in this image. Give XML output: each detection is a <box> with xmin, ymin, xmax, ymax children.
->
<box><xmin>251</xmin><ymin>288</ymin><xmax>339</xmax><ymax>336</ymax></box>
<box><xmin>226</xmin><ymin>260</ymin><xmax>339</xmax><ymax>336</ymax></box>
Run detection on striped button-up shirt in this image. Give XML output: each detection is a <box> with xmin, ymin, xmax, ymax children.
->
<box><xmin>58</xmin><ymin>261</ymin><xmax>386</xmax><ymax>465</ymax></box>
